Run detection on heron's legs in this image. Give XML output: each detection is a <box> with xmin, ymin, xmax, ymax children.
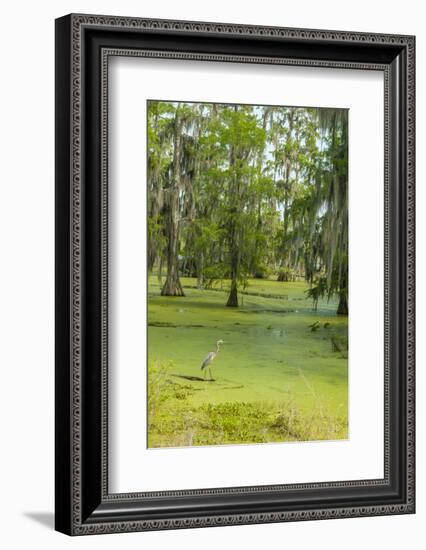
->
<box><xmin>209</xmin><ymin>367</ymin><xmax>214</xmax><ymax>381</ymax></box>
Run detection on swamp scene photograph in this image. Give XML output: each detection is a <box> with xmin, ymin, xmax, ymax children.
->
<box><xmin>147</xmin><ymin>100</ymin><xmax>349</xmax><ymax>448</ymax></box>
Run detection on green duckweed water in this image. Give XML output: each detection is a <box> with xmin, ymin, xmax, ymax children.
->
<box><xmin>147</xmin><ymin>277</ymin><xmax>348</xmax><ymax>447</ymax></box>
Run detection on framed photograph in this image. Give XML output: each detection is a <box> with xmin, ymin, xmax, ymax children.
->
<box><xmin>55</xmin><ymin>14</ymin><xmax>415</xmax><ymax>535</ymax></box>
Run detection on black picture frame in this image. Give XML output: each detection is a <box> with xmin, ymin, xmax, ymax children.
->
<box><xmin>55</xmin><ymin>13</ymin><xmax>415</xmax><ymax>535</ymax></box>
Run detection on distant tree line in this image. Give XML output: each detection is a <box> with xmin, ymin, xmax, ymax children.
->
<box><xmin>147</xmin><ymin>101</ymin><xmax>348</xmax><ymax>314</ymax></box>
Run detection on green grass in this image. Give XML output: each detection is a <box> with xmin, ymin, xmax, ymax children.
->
<box><xmin>147</xmin><ymin>276</ymin><xmax>348</xmax><ymax>448</ymax></box>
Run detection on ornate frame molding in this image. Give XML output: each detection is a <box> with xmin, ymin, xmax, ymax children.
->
<box><xmin>55</xmin><ymin>13</ymin><xmax>415</xmax><ymax>536</ymax></box>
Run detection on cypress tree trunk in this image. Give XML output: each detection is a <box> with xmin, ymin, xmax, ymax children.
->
<box><xmin>281</xmin><ymin>110</ymin><xmax>294</xmax><ymax>269</ymax></box>
<box><xmin>197</xmin><ymin>251</ymin><xmax>204</xmax><ymax>289</ymax></box>
<box><xmin>161</xmin><ymin>189</ymin><xmax>184</xmax><ymax>296</ymax></box>
<box><xmin>226</xmin><ymin>279</ymin><xmax>239</xmax><ymax>307</ymax></box>
<box><xmin>226</xmin><ymin>227</ymin><xmax>240</xmax><ymax>307</ymax></box>
<box><xmin>225</xmin><ymin>112</ymin><xmax>241</xmax><ymax>308</ymax></box>
<box><xmin>337</xmin><ymin>269</ymin><xmax>348</xmax><ymax>315</ymax></box>
<box><xmin>161</xmin><ymin>113</ymin><xmax>185</xmax><ymax>297</ymax></box>
<box><xmin>157</xmin><ymin>256</ymin><xmax>163</xmax><ymax>285</ymax></box>
<box><xmin>337</xmin><ymin>293</ymin><xmax>348</xmax><ymax>315</ymax></box>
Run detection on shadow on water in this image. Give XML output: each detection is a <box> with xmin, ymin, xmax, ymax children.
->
<box><xmin>172</xmin><ymin>374</ymin><xmax>245</xmax><ymax>390</ymax></box>
<box><xmin>149</xmin><ymin>296</ymin><xmax>226</xmax><ymax>310</ymax></box>
<box><xmin>172</xmin><ymin>374</ymin><xmax>206</xmax><ymax>382</ymax></box>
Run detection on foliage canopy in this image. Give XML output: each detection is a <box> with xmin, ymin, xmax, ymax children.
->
<box><xmin>147</xmin><ymin>100</ymin><xmax>348</xmax><ymax>314</ymax></box>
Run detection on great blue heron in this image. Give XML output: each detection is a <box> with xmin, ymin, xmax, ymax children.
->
<box><xmin>200</xmin><ymin>340</ymin><xmax>224</xmax><ymax>381</ymax></box>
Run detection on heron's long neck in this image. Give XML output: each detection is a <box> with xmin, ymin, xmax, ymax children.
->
<box><xmin>216</xmin><ymin>343</ymin><xmax>221</xmax><ymax>353</ymax></box>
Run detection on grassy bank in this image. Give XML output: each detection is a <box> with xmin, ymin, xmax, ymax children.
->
<box><xmin>147</xmin><ymin>277</ymin><xmax>348</xmax><ymax>448</ymax></box>
<box><xmin>148</xmin><ymin>360</ymin><xmax>347</xmax><ymax>447</ymax></box>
